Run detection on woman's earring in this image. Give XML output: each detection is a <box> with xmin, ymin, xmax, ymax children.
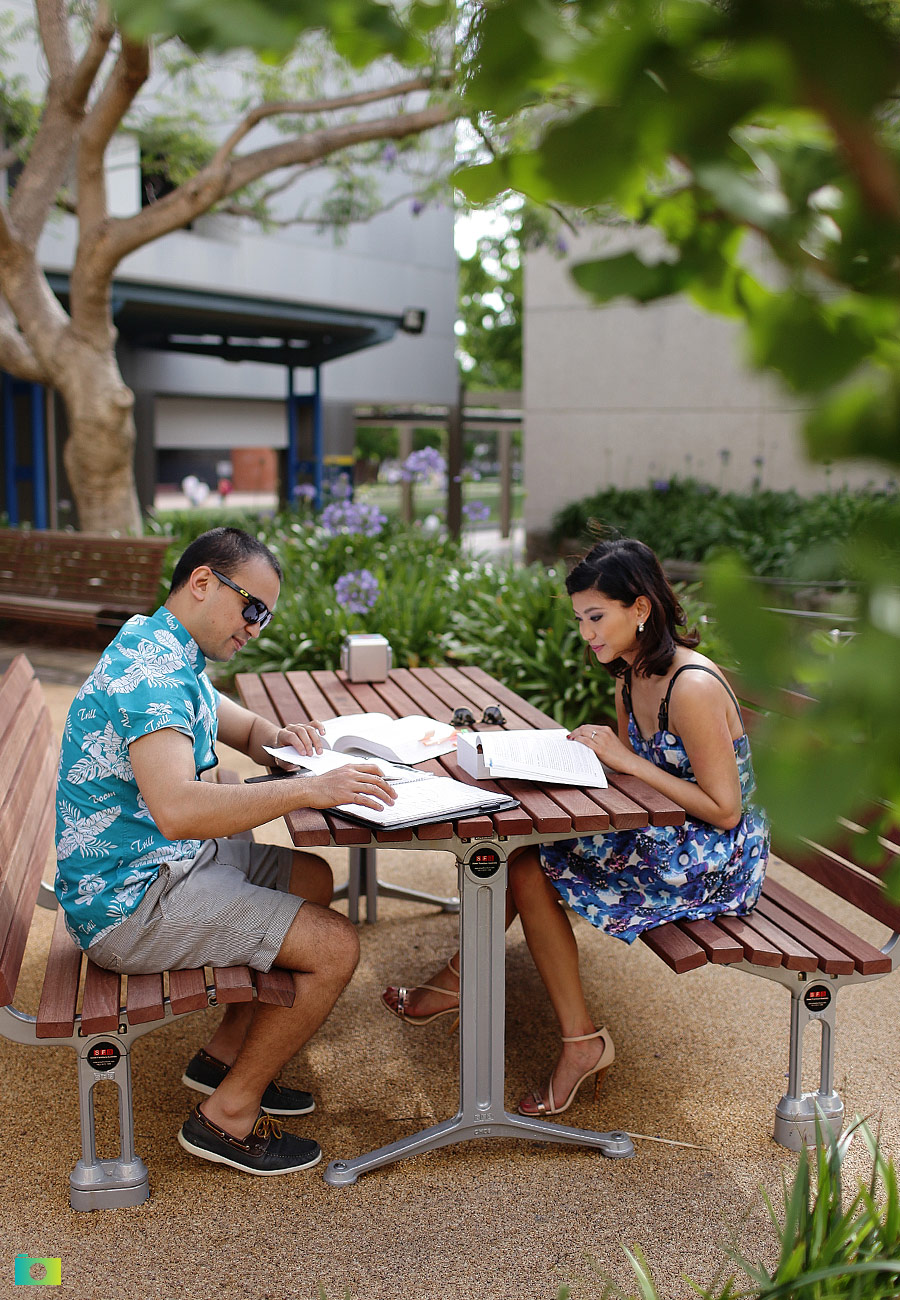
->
<box><xmin>637</xmin><ymin>622</ymin><xmax>645</xmax><ymax>634</ymax></box>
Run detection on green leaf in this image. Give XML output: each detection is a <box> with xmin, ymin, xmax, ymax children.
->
<box><xmin>804</xmin><ymin>368</ymin><xmax>900</xmax><ymax>468</ymax></box>
<box><xmin>571</xmin><ymin>252</ymin><xmax>681</xmax><ymax>305</ymax></box>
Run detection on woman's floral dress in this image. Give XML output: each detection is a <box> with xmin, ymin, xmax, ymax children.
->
<box><xmin>540</xmin><ymin>665</ymin><xmax>769</xmax><ymax>944</ymax></box>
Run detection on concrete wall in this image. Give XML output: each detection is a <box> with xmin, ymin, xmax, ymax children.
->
<box><xmin>523</xmin><ymin>230</ymin><xmax>896</xmax><ymax>550</ymax></box>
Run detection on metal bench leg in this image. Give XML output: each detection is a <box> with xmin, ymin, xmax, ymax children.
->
<box><xmin>69</xmin><ymin>1037</ymin><xmax>149</xmax><ymax>1210</ymax></box>
<box><xmin>335</xmin><ymin>847</ymin><xmax>459</xmax><ymax>924</ymax></box>
<box><xmin>774</xmin><ymin>980</ymin><xmax>843</xmax><ymax>1151</ymax></box>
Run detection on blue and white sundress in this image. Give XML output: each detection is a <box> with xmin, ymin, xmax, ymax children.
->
<box><xmin>540</xmin><ymin>665</ymin><xmax>770</xmax><ymax>944</ymax></box>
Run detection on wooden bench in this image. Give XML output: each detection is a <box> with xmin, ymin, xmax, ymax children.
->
<box><xmin>0</xmin><ymin>529</ymin><xmax>170</xmax><ymax>629</ymax></box>
<box><xmin>640</xmin><ymin>679</ymin><xmax>900</xmax><ymax>1150</ymax></box>
<box><xmin>0</xmin><ymin>654</ymin><xmax>296</xmax><ymax>1210</ymax></box>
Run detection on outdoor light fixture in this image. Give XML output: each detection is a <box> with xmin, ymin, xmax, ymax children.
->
<box><xmin>400</xmin><ymin>307</ymin><xmax>427</xmax><ymax>335</ymax></box>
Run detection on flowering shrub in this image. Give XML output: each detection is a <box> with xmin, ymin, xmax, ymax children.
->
<box><xmin>400</xmin><ymin>447</ymin><xmax>446</xmax><ymax>482</ymax></box>
<box><xmin>334</xmin><ymin>568</ymin><xmax>380</xmax><ymax>614</ymax></box>
<box><xmin>320</xmin><ymin>500</ymin><xmax>387</xmax><ymax>537</ymax></box>
<box><xmin>462</xmin><ymin>499</ymin><xmax>491</xmax><ymax>522</ymax></box>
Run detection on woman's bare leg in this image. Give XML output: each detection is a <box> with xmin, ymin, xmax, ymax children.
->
<box><xmin>508</xmin><ymin>846</ymin><xmax>609</xmax><ymax>1109</ymax></box>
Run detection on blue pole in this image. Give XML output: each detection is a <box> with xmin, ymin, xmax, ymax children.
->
<box><xmin>286</xmin><ymin>365</ymin><xmax>298</xmax><ymax>507</ymax></box>
<box><xmin>313</xmin><ymin>365</ymin><xmax>323</xmax><ymax>509</ymax></box>
<box><xmin>3</xmin><ymin>374</ymin><xmax>16</xmax><ymax>524</ymax></box>
<box><xmin>30</xmin><ymin>382</ymin><xmax>47</xmax><ymax>528</ymax></box>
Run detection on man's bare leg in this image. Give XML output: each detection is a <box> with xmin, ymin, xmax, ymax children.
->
<box><xmin>202</xmin><ymin>850</ymin><xmax>332</xmax><ymax>1065</ymax></box>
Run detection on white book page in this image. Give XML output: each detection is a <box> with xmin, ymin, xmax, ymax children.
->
<box><xmin>335</xmin><ymin>776</ymin><xmax>505</xmax><ymax>826</ymax></box>
<box><xmin>479</xmin><ymin>730</ymin><xmax>607</xmax><ymax>786</ymax></box>
<box><xmin>321</xmin><ymin>713</ymin><xmax>457</xmax><ymax>763</ymax></box>
<box><xmin>262</xmin><ymin>745</ymin><xmax>433</xmax><ymax>785</ymax></box>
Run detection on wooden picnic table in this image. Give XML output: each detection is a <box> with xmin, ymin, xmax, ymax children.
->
<box><xmin>235</xmin><ymin>663</ymin><xmax>686</xmax><ymax>1184</ymax></box>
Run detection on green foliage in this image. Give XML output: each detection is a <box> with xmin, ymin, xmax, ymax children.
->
<box><xmin>457</xmin><ymin>204</ymin><xmax>524</xmax><ymax>390</ymax></box>
<box><xmin>576</xmin><ymin>1120</ymin><xmax>900</xmax><ymax>1300</ymax></box>
<box><xmin>114</xmin><ymin>0</ymin><xmax>451</xmax><ymax>65</ymax></box>
<box><xmin>551</xmin><ymin>479</ymin><xmax>900</xmax><ymax>581</ymax></box>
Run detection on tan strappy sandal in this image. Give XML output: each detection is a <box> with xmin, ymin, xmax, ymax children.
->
<box><xmin>517</xmin><ymin>1026</ymin><xmax>615</xmax><ymax>1117</ymax></box>
<box><xmin>381</xmin><ymin>956</ymin><xmax>460</xmax><ymax>1030</ymax></box>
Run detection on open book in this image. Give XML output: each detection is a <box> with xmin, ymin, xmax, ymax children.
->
<box><xmin>254</xmin><ymin>747</ymin><xmax>518</xmax><ymax>829</ymax></box>
<box><xmin>456</xmin><ymin>728</ymin><xmax>608</xmax><ymax>787</ymax></box>
<box><xmin>264</xmin><ymin>712</ymin><xmax>458</xmax><ymax>767</ymax></box>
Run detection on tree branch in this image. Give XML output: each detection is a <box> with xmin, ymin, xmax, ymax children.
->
<box><xmin>9</xmin><ymin>1</ymin><xmax>115</xmax><ymax>242</ymax></box>
<box><xmin>76</xmin><ymin>36</ymin><xmax>150</xmax><ymax>234</ymax></box>
<box><xmin>0</xmin><ymin>303</ymin><xmax>46</xmax><ymax>383</ymax></box>
<box><xmin>92</xmin><ymin>99</ymin><xmax>458</xmax><ymax>275</ymax></box>
<box><xmin>211</xmin><ymin>72</ymin><xmax>452</xmax><ymax>169</ymax></box>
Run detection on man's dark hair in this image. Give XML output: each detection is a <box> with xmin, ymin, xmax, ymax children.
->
<box><xmin>169</xmin><ymin>527</ymin><xmax>282</xmax><ymax>596</ymax></box>
<box><xmin>566</xmin><ymin>536</ymin><xmax>699</xmax><ymax>679</ymax></box>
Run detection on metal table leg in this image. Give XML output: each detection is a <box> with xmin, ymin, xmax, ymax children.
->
<box><xmin>333</xmin><ymin>847</ymin><xmax>460</xmax><ymax>924</ymax></box>
<box><xmin>324</xmin><ymin>843</ymin><xmax>633</xmax><ymax>1185</ymax></box>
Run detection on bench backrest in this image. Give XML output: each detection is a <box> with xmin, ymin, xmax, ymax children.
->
<box><xmin>0</xmin><ymin>655</ymin><xmax>57</xmax><ymax>1005</ymax></box>
<box><xmin>733</xmin><ymin>675</ymin><xmax>900</xmax><ymax>936</ymax></box>
<box><xmin>0</xmin><ymin>530</ymin><xmax>170</xmax><ymax>612</ymax></box>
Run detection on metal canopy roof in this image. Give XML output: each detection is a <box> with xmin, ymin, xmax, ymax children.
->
<box><xmin>45</xmin><ymin>274</ymin><xmax>407</xmax><ymax>368</ymax></box>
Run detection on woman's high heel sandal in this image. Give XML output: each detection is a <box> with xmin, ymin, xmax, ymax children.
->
<box><xmin>517</xmin><ymin>1027</ymin><xmax>615</xmax><ymax>1117</ymax></box>
<box><xmin>381</xmin><ymin>957</ymin><xmax>460</xmax><ymax>1031</ymax></box>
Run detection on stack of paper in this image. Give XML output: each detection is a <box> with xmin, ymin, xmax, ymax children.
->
<box><xmin>456</xmin><ymin>729</ymin><xmax>608</xmax><ymax>787</ymax></box>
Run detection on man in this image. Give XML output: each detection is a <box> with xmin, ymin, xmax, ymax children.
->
<box><xmin>55</xmin><ymin>526</ymin><xmax>396</xmax><ymax>1176</ymax></box>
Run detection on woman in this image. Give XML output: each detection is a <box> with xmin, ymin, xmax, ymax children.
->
<box><xmin>382</xmin><ymin>537</ymin><xmax>769</xmax><ymax>1118</ymax></box>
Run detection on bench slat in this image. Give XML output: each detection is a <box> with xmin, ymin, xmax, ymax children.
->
<box><xmin>762</xmin><ymin>877</ymin><xmax>891</xmax><ymax>975</ymax></box>
<box><xmin>640</xmin><ymin>923</ymin><xmax>708</xmax><ymax>973</ymax></box>
<box><xmin>0</xmin><ymin>789</ymin><xmax>55</xmax><ymax>1006</ymax></box>
<box><xmin>168</xmin><ymin>968</ymin><xmax>209</xmax><ymax>1015</ymax></box>
<box><xmin>740</xmin><ymin>910</ymin><xmax>819</xmax><ymax>971</ymax></box>
<box><xmin>256</xmin><ymin>968</ymin><xmax>295</xmax><ymax>1007</ymax></box>
<box><xmin>36</xmin><ymin>908</ymin><xmax>83</xmax><ymax>1038</ymax></box>
<box><xmin>212</xmin><ymin>966</ymin><xmax>255</xmax><ymax>1002</ymax></box>
<box><xmin>81</xmin><ymin>962</ymin><xmax>121</xmax><ymax>1034</ymax></box>
<box><xmin>125</xmin><ymin>973</ymin><xmax>166</xmax><ymax>1025</ymax></box>
<box><xmin>777</xmin><ymin>837</ymin><xmax>900</xmax><ymax>935</ymax></box>
<box><xmin>755</xmin><ymin>895</ymin><xmax>855</xmax><ymax>974</ymax></box>
<box><xmin>0</xmin><ymin>743</ymin><xmax>55</xmax><ymax>962</ymax></box>
<box><xmin>679</xmin><ymin>917</ymin><xmax>744</xmax><ymax>964</ymax></box>
<box><xmin>716</xmin><ymin>914</ymin><xmax>783</xmax><ymax>966</ymax></box>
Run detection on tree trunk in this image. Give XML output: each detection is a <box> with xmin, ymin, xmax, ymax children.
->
<box><xmin>57</xmin><ymin>339</ymin><xmax>142</xmax><ymax>534</ymax></box>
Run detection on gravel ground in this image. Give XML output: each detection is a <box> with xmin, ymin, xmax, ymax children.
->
<box><xmin>1</xmin><ymin>642</ymin><xmax>897</xmax><ymax>1300</ymax></box>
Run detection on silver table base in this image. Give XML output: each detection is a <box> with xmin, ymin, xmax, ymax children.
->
<box><xmin>325</xmin><ymin>840</ymin><xmax>633</xmax><ymax>1185</ymax></box>
<box><xmin>334</xmin><ymin>845</ymin><xmax>459</xmax><ymax>923</ymax></box>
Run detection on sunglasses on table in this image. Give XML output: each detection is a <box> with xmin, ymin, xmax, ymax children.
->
<box><xmin>450</xmin><ymin>704</ymin><xmax>506</xmax><ymax>728</ymax></box>
<box><xmin>210</xmin><ymin>569</ymin><xmax>273</xmax><ymax>629</ymax></box>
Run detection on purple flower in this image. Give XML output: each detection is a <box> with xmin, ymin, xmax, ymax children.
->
<box><xmin>334</xmin><ymin>569</ymin><xmax>380</xmax><ymax>614</ymax></box>
<box><xmin>321</xmin><ymin>500</ymin><xmax>387</xmax><ymax>537</ymax></box>
<box><xmin>652</xmin><ymin>479</ymin><xmax>670</xmax><ymax>492</ymax></box>
<box><xmin>555</xmin><ymin>236</ymin><xmax>569</xmax><ymax>255</ymax></box>
<box><xmin>382</xmin><ymin>144</ymin><xmax>398</xmax><ymax>166</ymax></box>
<box><xmin>401</xmin><ymin>447</ymin><xmax>446</xmax><ymax>482</ymax></box>
<box><xmin>462</xmin><ymin>500</ymin><xmax>491</xmax><ymax>522</ymax></box>
<box><xmin>293</xmin><ymin>483</ymin><xmax>317</xmax><ymax>502</ymax></box>
<box><xmin>328</xmin><ymin>473</ymin><xmax>352</xmax><ymax>501</ymax></box>
<box><xmin>410</xmin><ymin>198</ymin><xmax>425</xmax><ymax>215</ymax></box>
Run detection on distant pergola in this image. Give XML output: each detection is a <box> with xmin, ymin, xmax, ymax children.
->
<box><xmin>3</xmin><ymin>274</ymin><xmax>425</xmax><ymax>525</ymax></box>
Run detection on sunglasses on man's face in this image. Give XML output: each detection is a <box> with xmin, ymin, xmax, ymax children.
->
<box><xmin>210</xmin><ymin>569</ymin><xmax>273</xmax><ymax>629</ymax></box>
<box><xmin>450</xmin><ymin>704</ymin><xmax>506</xmax><ymax>728</ymax></box>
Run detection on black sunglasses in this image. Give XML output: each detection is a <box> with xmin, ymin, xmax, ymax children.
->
<box><xmin>210</xmin><ymin>569</ymin><xmax>273</xmax><ymax>629</ymax></box>
<box><xmin>450</xmin><ymin>704</ymin><xmax>506</xmax><ymax>728</ymax></box>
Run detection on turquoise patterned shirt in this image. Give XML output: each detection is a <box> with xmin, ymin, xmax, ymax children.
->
<box><xmin>55</xmin><ymin>607</ymin><xmax>219</xmax><ymax>949</ymax></box>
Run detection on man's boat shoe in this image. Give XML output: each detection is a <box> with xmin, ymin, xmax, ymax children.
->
<box><xmin>182</xmin><ymin>1048</ymin><xmax>315</xmax><ymax>1115</ymax></box>
<box><xmin>178</xmin><ymin>1105</ymin><xmax>321</xmax><ymax>1175</ymax></box>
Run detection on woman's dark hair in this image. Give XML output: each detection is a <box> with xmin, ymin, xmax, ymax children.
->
<box><xmin>169</xmin><ymin>527</ymin><xmax>283</xmax><ymax>595</ymax></box>
<box><xmin>566</xmin><ymin>537</ymin><xmax>699</xmax><ymax>678</ymax></box>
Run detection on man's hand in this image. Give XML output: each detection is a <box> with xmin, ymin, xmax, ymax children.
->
<box><xmin>302</xmin><ymin>763</ymin><xmax>397</xmax><ymax>811</ymax></box>
<box><xmin>272</xmin><ymin>720</ymin><xmax>326</xmax><ymax>764</ymax></box>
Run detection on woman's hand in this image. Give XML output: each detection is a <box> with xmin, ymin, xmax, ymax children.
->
<box><xmin>272</xmin><ymin>720</ymin><xmax>326</xmax><ymax>764</ymax></box>
<box><xmin>567</xmin><ymin>723</ymin><xmax>636</xmax><ymax>775</ymax></box>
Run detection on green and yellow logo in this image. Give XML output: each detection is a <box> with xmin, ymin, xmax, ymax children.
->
<box><xmin>14</xmin><ymin>1255</ymin><xmax>61</xmax><ymax>1286</ymax></box>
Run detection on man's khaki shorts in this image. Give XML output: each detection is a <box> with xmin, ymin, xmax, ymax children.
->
<box><xmin>86</xmin><ymin>838</ymin><xmax>303</xmax><ymax>975</ymax></box>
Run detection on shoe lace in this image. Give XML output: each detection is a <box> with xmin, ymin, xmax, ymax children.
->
<box><xmin>252</xmin><ymin>1113</ymin><xmax>283</xmax><ymax>1140</ymax></box>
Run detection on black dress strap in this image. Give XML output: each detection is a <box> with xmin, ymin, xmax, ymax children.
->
<box><xmin>622</xmin><ymin>669</ymin><xmax>633</xmax><ymax>717</ymax></box>
<box><xmin>658</xmin><ymin>664</ymin><xmax>743</xmax><ymax>733</ymax></box>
